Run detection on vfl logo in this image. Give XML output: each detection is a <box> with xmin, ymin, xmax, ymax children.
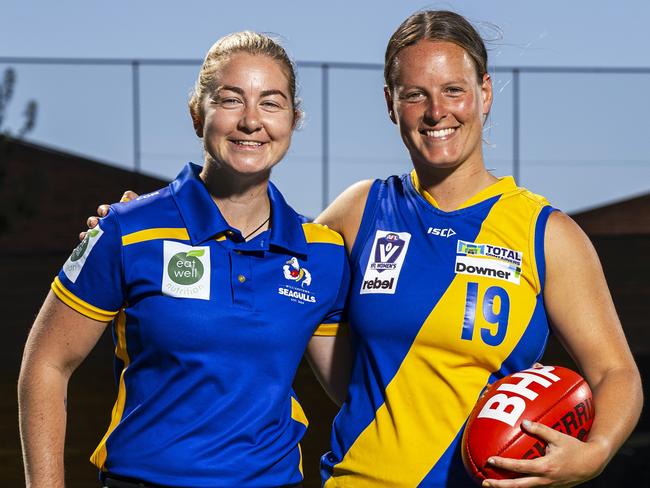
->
<box><xmin>283</xmin><ymin>257</ymin><xmax>311</xmax><ymax>287</ymax></box>
<box><xmin>371</xmin><ymin>233</ymin><xmax>405</xmax><ymax>272</ymax></box>
<box><xmin>361</xmin><ymin>230</ymin><xmax>411</xmax><ymax>295</ymax></box>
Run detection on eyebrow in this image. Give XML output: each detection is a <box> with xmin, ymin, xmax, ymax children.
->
<box><xmin>216</xmin><ymin>85</ymin><xmax>288</xmax><ymax>100</ymax></box>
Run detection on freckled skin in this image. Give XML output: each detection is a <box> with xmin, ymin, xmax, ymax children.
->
<box><xmin>199</xmin><ymin>53</ymin><xmax>296</xmax><ymax>179</ymax></box>
<box><xmin>385</xmin><ymin>40</ymin><xmax>492</xmax><ymax>174</ymax></box>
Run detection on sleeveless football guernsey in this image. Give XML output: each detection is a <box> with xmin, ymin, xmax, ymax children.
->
<box><xmin>322</xmin><ymin>172</ymin><xmax>555</xmax><ymax>487</ymax></box>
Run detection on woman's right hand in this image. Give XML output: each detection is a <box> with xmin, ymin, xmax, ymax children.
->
<box><xmin>79</xmin><ymin>190</ymin><xmax>139</xmax><ymax>241</ymax></box>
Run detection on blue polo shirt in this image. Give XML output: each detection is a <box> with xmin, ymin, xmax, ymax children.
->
<box><xmin>51</xmin><ymin>163</ymin><xmax>349</xmax><ymax>488</ymax></box>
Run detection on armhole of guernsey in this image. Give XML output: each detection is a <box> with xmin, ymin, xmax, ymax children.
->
<box><xmin>349</xmin><ymin>179</ymin><xmax>382</xmax><ymax>266</ymax></box>
<box><xmin>51</xmin><ymin>277</ymin><xmax>119</xmax><ymax>322</ymax></box>
<box><xmin>532</xmin><ymin>205</ymin><xmax>557</xmax><ymax>292</ymax></box>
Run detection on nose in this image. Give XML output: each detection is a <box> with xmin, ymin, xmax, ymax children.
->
<box><xmin>238</xmin><ymin>103</ymin><xmax>262</xmax><ymax>133</ymax></box>
<box><xmin>423</xmin><ymin>93</ymin><xmax>445</xmax><ymax>125</ymax></box>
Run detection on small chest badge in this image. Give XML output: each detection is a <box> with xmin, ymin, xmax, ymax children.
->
<box><xmin>283</xmin><ymin>257</ymin><xmax>312</xmax><ymax>287</ymax></box>
<box><xmin>360</xmin><ymin>230</ymin><xmax>411</xmax><ymax>294</ymax></box>
<box><xmin>162</xmin><ymin>241</ymin><xmax>211</xmax><ymax>300</ymax></box>
<box><xmin>278</xmin><ymin>257</ymin><xmax>316</xmax><ymax>304</ymax></box>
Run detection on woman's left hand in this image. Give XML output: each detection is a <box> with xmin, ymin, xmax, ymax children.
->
<box><xmin>483</xmin><ymin>419</ymin><xmax>608</xmax><ymax>487</ymax></box>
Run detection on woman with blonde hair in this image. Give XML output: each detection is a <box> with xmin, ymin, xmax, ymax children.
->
<box><xmin>19</xmin><ymin>31</ymin><xmax>350</xmax><ymax>488</ymax></box>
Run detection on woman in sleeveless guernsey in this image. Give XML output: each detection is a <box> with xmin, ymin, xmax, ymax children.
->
<box><xmin>317</xmin><ymin>10</ymin><xmax>642</xmax><ymax>488</ymax></box>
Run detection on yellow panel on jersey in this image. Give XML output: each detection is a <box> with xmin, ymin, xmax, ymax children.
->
<box><xmin>122</xmin><ymin>227</ymin><xmax>190</xmax><ymax>246</ymax></box>
<box><xmin>411</xmin><ymin>171</ymin><xmax>519</xmax><ymax>210</ymax></box>
<box><xmin>326</xmin><ymin>183</ymin><xmax>550</xmax><ymax>487</ymax></box>
<box><xmin>51</xmin><ymin>277</ymin><xmax>119</xmax><ymax>322</ymax></box>
<box><xmin>302</xmin><ymin>223</ymin><xmax>344</xmax><ymax>246</ymax></box>
<box><xmin>91</xmin><ymin>310</ymin><xmax>130</xmax><ymax>470</ymax></box>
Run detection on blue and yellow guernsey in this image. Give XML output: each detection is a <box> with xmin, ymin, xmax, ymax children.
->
<box><xmin>321</xmin><ymin>172</ymin><xmax>555</xmax><ymax>487</ymax></box>
<box><xmin>51</xmin><ymin>163</ymin><xmax>349</xmax><ymax>488</ymax></box>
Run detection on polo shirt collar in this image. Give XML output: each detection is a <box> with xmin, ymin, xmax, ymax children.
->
<box><xmin>170</xmin><ymin>163</ymin><xmax>308</xmax><ymax>255</ymax></box>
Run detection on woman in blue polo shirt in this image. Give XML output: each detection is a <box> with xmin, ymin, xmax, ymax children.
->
<box><xmin>18</xmin><ymin>32</ymin><xmax>349</xmax><ymax>488</ymax></box>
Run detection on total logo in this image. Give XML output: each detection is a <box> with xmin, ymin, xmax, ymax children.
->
<box><xmin>278</xmin><ymin>257</ymin><xmax>317</xmax><ymax>304</ymax></box>
<box><xmin>162</xmin><ymin>241</ymin><xmax>211</xmax><ymax>300</ymax></box>
<box><xmin>360</xmin><ymin>230</ymin><xmax>411</xmax><ymax>295</ymax></box>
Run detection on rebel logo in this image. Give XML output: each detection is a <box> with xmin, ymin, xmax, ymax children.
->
<box><xmin>167</xmin><ymin>250</ymin><xmax>205</xmax><ymax>285</ymax></box>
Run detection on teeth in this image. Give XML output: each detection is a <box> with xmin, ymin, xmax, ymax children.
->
<box><xmin>235</xmin><ymin>141</ymin><xmax>263</xmax><ymax>146</ymax></box>
<box><xmin>424</xmin><ymin>128</ymin><xmax>455</xmax><ymax>138</ymax></box>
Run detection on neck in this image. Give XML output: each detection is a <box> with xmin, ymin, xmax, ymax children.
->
<box><xmin>200</xmin><ymin>162</ymin><xmax>271</xmax><ymax>238</ymax></box>
<box><xmin>413</xmin><ymin>159</ymin><xmax>498</xmax><ymax>211</ymax></box>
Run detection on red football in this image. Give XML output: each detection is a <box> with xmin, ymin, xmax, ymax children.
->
<box><xmin>461</xmin><ymin>365</ymin><xmax>594</xmax><ymax>484</ymax></box>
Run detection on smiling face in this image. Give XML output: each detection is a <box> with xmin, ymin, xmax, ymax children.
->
<box><xmin>385</xmin><ymin>40</ymin><xmax>492</xmax><ymax>172</ymax></box>
<box><xmin>198</xmin><ymin>53</ymin><xmax>296</xmax><ymax>177</ymax></box>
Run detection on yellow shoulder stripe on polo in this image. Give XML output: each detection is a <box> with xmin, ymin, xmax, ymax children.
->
<box><xmin>122</xmin><ymin>228</ymin><xmax>190</xmax><ymax>246</ymax></box>
<box><xmin>302</xmin><ymin>223</ymin><xmax>344</xmax><ymax>245</ymax></box>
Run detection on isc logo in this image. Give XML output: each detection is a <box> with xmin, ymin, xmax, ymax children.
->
<box><xmin>427</xmin><ymin>227</ymin><xmax>456</xmax><ymax>238</ymax></box>
<box><xmin>477</xmin><ymin>366</ymin><xmax>560</xmax><ymax>426</ymax></box>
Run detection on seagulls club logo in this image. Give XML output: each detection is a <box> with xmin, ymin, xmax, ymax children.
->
<box><xmin>283</xmin><ymin>257</ymin><xmax>312</xmax><ymax>287</ymax></box>
<box><xmin>360</xmin><ymin>230</ymin><xmax>411</xmax><ymax>294</ymax></box>
<box><xmin>278</xmin><ymin>257</ymin><xmax>316</xmax><ymax>304</ymax></box>
<box><xmin>63</xmin><ymin>226</ymin><xmax>104</xmax><ymax>283</ymax></box>
<box><xmin>162</xmin><ymin>241</ymin><xmax>211</xmax><ymax>300</ymax></box>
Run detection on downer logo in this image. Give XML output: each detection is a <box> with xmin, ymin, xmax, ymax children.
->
<box><xmin>455</xmin><ymin>255</ymin><xmax>521</xmax><ymax>284</ymax></box>
<box><xmin>360</xmin><ymin>230</ymin><xmax>411</xmax><ymax>295</ymax></box>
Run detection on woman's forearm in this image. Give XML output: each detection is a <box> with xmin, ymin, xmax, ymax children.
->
<box><xmin>19</xmin><ymin>359</ymin><xmax>70</xmax><ymax>488</ymax></box>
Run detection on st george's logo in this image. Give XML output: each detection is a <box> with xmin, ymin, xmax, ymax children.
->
<box><xmin>283</xmin><ymin>257</ymin><xmax>312</xmax><ymax>287</ymax></box>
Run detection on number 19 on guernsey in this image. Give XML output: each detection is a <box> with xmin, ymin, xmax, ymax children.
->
<box><xmin>461</xmin><ymin>282</ymin><xmax>510</xmax><ymax>346</ymax></box>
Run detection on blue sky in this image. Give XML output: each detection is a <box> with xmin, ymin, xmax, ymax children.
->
<box><xmin>2</xmin><ymin>0</ymin><xmax>649</xmax><ymax>215</ymax></box>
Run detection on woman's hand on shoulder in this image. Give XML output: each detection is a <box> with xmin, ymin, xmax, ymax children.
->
<box><xmin>79</xmin><ymin>190</ymin><xmax>139</xmax><ymax>241</ymax></box>
<box><xmin>315</xmin><ymin>180</ymin><xmax>373</xmax><ymax>253</ymax></box>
